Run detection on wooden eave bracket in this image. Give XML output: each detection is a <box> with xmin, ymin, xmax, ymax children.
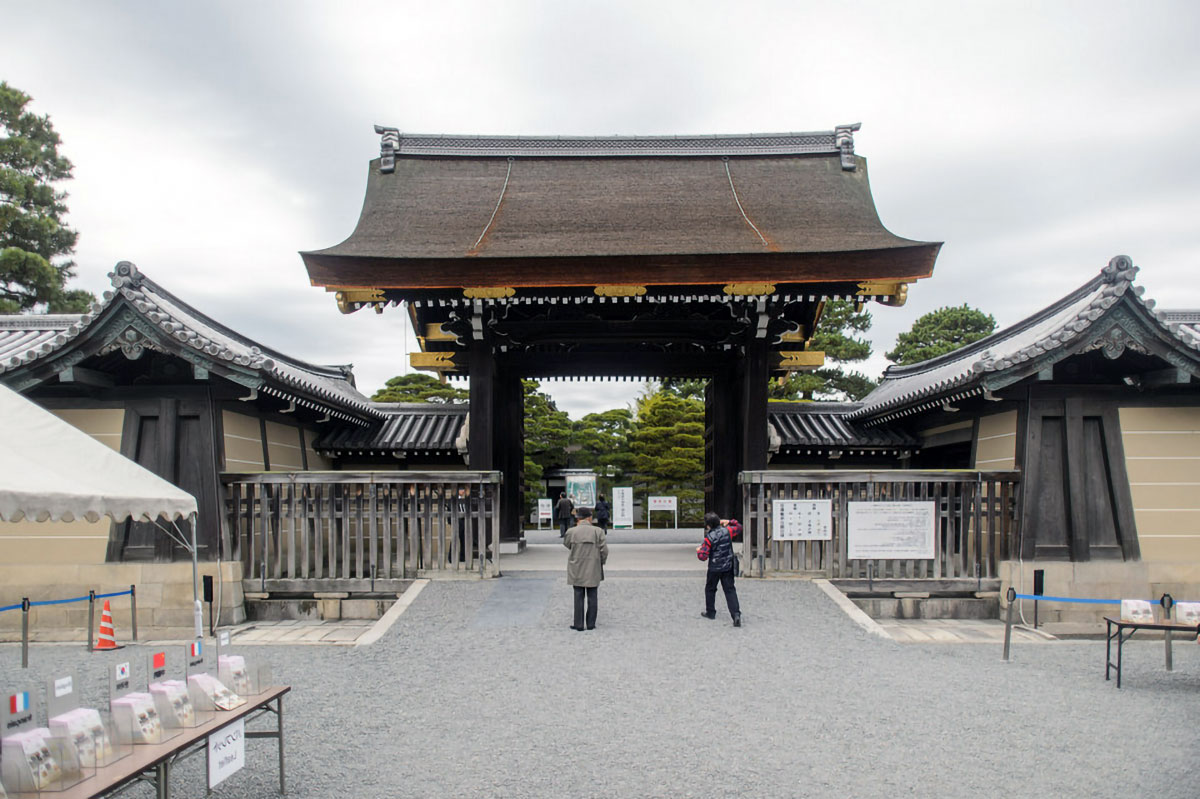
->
<box><xmin>773</xmin><ymin>350</ymin><xmax>825</xmax><ymax>371</ymax></box>
<box><xmin>857</xmin><ymin>281</ymin><xmax>909</xmax><ymax>307</ymax></box>
<box><xmin>409</xmin><ymin>352</ymin><xmax>464</xmax><ymax>374</ymax></box>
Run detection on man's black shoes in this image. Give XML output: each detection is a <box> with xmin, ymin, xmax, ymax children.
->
<box><xmin>733</xmin><ymin>614</ymin><xmax>742</xmax><ymax>627</ymax></box>
<box><xmin>701</xmin><ymin>611</ymin><xmax>716</xmax><ymax>619</ymax></box>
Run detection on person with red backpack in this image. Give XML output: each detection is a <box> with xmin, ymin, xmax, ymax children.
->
<box><xmin>696</xmin><ymin>512</ymin><xmax>742</xmax><ymax>627</ymax></box>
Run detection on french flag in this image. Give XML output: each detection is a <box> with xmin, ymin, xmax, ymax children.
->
<box><xmin>190</xmin><ymin>641</ymin><xmax>202</xmax><ymax>658</ymax></box>
<box><xmin>9</xmin><ymin>692</ymin><xmax>29</xmax><ymax>714</ymax></box>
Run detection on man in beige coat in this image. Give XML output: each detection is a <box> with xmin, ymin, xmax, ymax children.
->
<box><xmin>563</xmin><ymin>507</ymin><xmax>608</xmax><ymax>631</ymax></box>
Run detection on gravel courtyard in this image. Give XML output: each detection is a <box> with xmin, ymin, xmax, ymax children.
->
<box><xmin>3</xmin><ymin>576</ymin><xmax>1198</xmax><ymax>798</ymax></box>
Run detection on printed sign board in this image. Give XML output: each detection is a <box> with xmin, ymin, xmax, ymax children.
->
<box><xmin>648</xmin><ymin>496</ymin><xmax>677</xmax><ymax>511</ymax></box>
<box><xmin>847</xmin><ymin>501</ymin><xmax>936</xmax><ymax>560</ymax></box>
<box><xmin>207</xmin><ymin>717</ymin><xmax>245</xmax><ymax>788</ymax></box>
<box><xmin>537</xmin><ymin>498</ymin><xmax>553</xmax><ymax>521</ymax></box>
<box><xmin>772</xmin><ymin>500</ymin><xmax>833</xmax><ymax>541</ymax></box>
<box><xmin>565</xmin><ymin>474</ymin><xmax>597</xmax><ymax>509</ymax></box>
<box><xmin>612</xmin><ymin>487</ymin><xmax>634</xmax><ymax>529</ymax></box>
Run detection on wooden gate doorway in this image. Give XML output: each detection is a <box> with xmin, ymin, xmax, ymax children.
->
<box><xmin>299</xmin><ymin>126</ymin><xmax>942</xmax><ymax>543</ymax></box>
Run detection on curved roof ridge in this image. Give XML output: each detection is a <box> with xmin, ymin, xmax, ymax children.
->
<box><xmin>852</xmin><ymin>255</ymin><xmax>1150</xmax><ymax>420</ymax></box>
<box><xmin>109</xmin><ymin>263</ymin><xmax>355</xmax><ymax>380</ymax></box>
<box><xmin>0</xmin><ymin>297</ymin><xmax>112</xmax><ymax>375</ymax></box>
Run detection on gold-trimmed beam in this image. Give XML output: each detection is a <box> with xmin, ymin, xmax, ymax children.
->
<box><xmin>409</xmin><ymin>352</ymin><xmax>465</xmax><ymax>373</ymax></box>
<box><xmin>424</xmin><ymin>323</ymin><xmax>454</xmax><ymax>341</ymax></box>
<box><xmin>463</xmin><ymin>287</ymin><xmax>515</xmax><ymax>299</ymax></box>
<box><xmin>594</xmin><ymin>285</ymin><xmax>647</xmax><ymax>297</ymax></box>
<box><xmin>335</xmin><ymin>289</ymin><xmax>386</xmax><ymax>314</ymax></box>
<box><xmin>857</xmin><ymin>280</ymin><xmax>909</xmax><ymax>307</ymax></box>
<box><xmin>723</xmin><ymin>282</ymin><xmax>776</xmax><ymax>296</ymax></box>
<box><xmin>773</xmin><ymin>350</ymin><xmax>825</xmax><ymax>371</ymax></box>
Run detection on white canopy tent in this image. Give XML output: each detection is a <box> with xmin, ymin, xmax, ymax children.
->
<box><xmin>0</xmin><ymin>384</ymin><xmax>203</xmax><ymax>635</ymax></box>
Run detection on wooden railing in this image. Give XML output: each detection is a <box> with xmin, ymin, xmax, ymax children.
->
<box><xmin>220</xmin><ymin>472</ymin><xmax>502</xmax><ymax>591</ymax></box>
<box><xmin>739</xmin><ymin>470</ymin><xmax>1021</xmax><ymax>580</ymax></box>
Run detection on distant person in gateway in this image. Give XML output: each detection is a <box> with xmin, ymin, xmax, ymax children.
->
<box><xmin>555</xmin><ymin>492</ymin><xmax>574</xmax><ymax>538</ymax></box>
<box><xmin>564</xmin><ymin>507</ymin><xmax>608</xmax><ymax>631</ymax></box>
<box><xmin>594</xmin><ymin>493</ymin><xmax>611</xmax><ymax>533</ymax></box>
<box><xmin>697</xmin><ymin>512</ymin><xmax>742</xmax><ymax>627</ymax></box>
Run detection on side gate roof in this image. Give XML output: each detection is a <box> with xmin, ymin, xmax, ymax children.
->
<box><xmin>852</xmin><ymin>256</ymin><xmax>1200</xmax><ymax>424</ymax></box>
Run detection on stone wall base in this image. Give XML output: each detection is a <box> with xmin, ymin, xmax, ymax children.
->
<box><xmin>0</xmin><ymin>562</ymin><xmax>245</xmax><ymax>642</ymax></box>
<box><xmin>999</xmin><ymin>560</ymin><xmax>1200</xmax><ymax>624</ymax></box>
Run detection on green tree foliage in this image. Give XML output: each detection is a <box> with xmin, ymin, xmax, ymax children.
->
<box><xmin>570</xmin><ymin>408</ymin><xmax>635</xmax><ymax>495</ymax></box>
<box><xmin>659</xmin><ymin>378</ymin><xmax>707</xmax><ymax>400</ymax></box>
<box><xmin>629</xmin><ymin>389</ymin><xmax>704</xmax><ymax>524</ymax></box>
<box><xmin>0</xmin><ymin>82</ymin><xmax>93</xmax><ymax>313</ymax></box>
<box><xmin>370</xmin><ymin>373</ymin><xmax>469</xmax><ymax>403</ymax></box>
<box><xmin>886</xmin><ymin>304</ymin><xmax>997</xmax><ymax>365</ymax></box>
<box><xmin>523</xmin><ymin>380</ymin><xmax>572</xmax><ymax>513</ymax></box>
<box><xmin>772</xmin><ymin>299</ymin><xmax>877</xmax><ymax>401</ymax></box>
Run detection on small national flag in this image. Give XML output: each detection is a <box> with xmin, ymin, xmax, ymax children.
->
<box><xmin>116</xmin><ymin>662</ymin><xmax>129</xmax><ymax>680</ymax></box>
<box><xmin>153</xmin><ymin>652</ymin><xmax>166</xmax><ymax>670</ymax></box>
<box><xmin>190</xmin><ymin>641</ymin><xmax>202</xmax><ymax>658</ymax></box>
<box><xmin>9</xmin><ymin>692</ymin><xmax>29</xmax><ymax>714</ymax></box>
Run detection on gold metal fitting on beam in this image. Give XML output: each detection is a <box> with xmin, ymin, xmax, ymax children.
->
<box><xmin>594</xmin><ymin>285</ymin><xmax>647</xmax><ymax>297</ymax></box>
<box><xmin>463</xmin><ymin>287</ymin><xmax>515</xmax><ymax>299</ymax></box>
<box><xmin>856</xmin><ymin>281</ymin><xmax>909</xmax><ymax>307</ymax></box>
<box><xmin>723</xmin><ymin>283</ymin><xmax>776</xmax><ymax>296</ymax></box>
<box><xmin>776</xmin><ymin>351</ymin><xmax>826</xmax><ymax>370</ymax></box>
<box><xmin>335</xmin><ymin>289</ymin><xmax>386</xmax><ymax>314</ymax></box>
<box><xmin>409</xmin><ymin>352</ymin><xmax>462</xmax><ymax>373</ymax></box>
<box><xmin>424</xmin><ymin>323</ymin><xmax>455</xmax><ymax>341</ymax></box>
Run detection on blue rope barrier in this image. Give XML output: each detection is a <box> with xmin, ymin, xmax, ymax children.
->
<box><xmin>94</xmin><ymin>589</ymin><xmax>133</xmax><ymax>600</ymax></box>
<box><xmin>0</xmin><ymin>603</ymin><xmax>21</xmax><ymax>613</ymax></box>
<box><xmin>1014</xmin><ymin>593</ymin><xmax>1196</xmax><ymax>604</ymax></box>
<box><xmin>29</xmin><ymin>595</ymin><xmax>92</xmax><ymax>607</ymax></box>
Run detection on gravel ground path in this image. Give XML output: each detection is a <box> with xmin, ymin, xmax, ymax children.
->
<box><xmin>3</xmin><ymin>576</ymin><xmax>1198</xmax><ymax>798</ymax></box>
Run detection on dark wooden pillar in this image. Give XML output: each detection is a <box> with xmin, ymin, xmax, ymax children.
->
<box><xmin>741</xmin><ymin>336</ymin><xmax>770</xmax><ymax>471</ymax></box>
<box><xmin>467</xmin><ymin>336</ymin><xmax>495</xmax><ymax>471</ymax></box>
<box><xmin>496</xmin><ymin>366</ymin><xmax>524</xmax><ymax>542</ymax></box>
<box><xmin>706</xmin><ymin>361</ymin><xmax>741</xmax><ymax>516</ymax></box>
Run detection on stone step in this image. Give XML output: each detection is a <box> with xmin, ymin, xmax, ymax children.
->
<box><xmin>851</xmin><ymin>596</ymin><xmax>999</xmax><ymax>620</ymax></box>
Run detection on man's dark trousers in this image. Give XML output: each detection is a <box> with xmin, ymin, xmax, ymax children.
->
<box><xmin>559</xmin><ymin>518</ymin><xmax>570</xmax><ymax>537</ymax></box>
<box><xmin>704</xmin><ymin>570</ymin><xmax>740</xmax><ymax>617</ymax></box>
<box><xmin>573</xmin><ymin>586</ymin><xmax>598</xmax><ymax>629</ymax></box>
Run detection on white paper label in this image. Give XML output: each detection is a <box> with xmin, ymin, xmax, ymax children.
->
<box><xmin>54</xmin><ymin>676</ymin><xmax>73</xmax><ymax>698</ymax></box>
<box><xmin>218</xmin><ymin>630</ymin><xmax>230</xmax><ymax>647</ymax></box>
<box><xmin>208</xmin><ymin>717</ymin><xmax>245</xmax><ymax>788</ymax></box>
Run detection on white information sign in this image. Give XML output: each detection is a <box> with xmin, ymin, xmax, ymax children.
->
<box><xmin>207</xmin><ymin>717</ymin><xmax>245</xmax><ymax>788</ymax></box>
<box><xmin>537</xmin><ymin>498</ymin><xmax>553</xmax><ymax>522</ymax></box>
<box><xmin>847</xmin><ymin>501</ymin><xmax>936</xmax><ymax>560</ymax></box>
<box><xmin>648</xmin><ymin>496</ymin><xmax>677</xmax><ymax>511</ymax></box>
<box><xmin>612</xmin><ymin>487</ymin><xmax>634</xmax><ymax>529</ymax></box>
<box><xmin>772</xmin><ymin>500</ymin><xmax>832</xmax><ymax>541</ymax></box>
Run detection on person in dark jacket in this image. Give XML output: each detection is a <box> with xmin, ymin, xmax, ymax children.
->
<box><xmin>697</xmin><ymin>511</ymin><xmax>741</xmax><ymax>626</ymax></box>
<box><xmin>555</xmin><ymin>492</ymin><xmax>574</xmax><ymax>537</ymax></box>
<box><xmin>594</xmin><ymin>494</ymin><xmax>611</xmax><ymax>533</ymax></box>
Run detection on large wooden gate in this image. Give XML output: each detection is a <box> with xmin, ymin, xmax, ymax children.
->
<box><xmin>739</xmin><ymin>470</ymin><xmax>1020</xmax><ymax>579</ymax></box>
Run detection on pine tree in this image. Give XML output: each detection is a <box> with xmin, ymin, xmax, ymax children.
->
<box><xmin>0</xmin><ymin>82</ymin><xmax>93</xmax><ymax>313</ymax></box>
<box><xmin>371</xmin><ymin>373</ymin><xmax>469</xmax><ymax>403</ymax></box>
<box><xmin>886</xmin><ymin>304</ymin><xmax>997</xmax><ymax>365</ymax></box>
<box><xmin>773</xmin><ymin>299</ymin><xmax>876</xmax><ymax>400</ymax></box>
<box><xmin>629</xmin><ymin>390</ymin><xmax>704</xmax><ymax>525</ymax></box>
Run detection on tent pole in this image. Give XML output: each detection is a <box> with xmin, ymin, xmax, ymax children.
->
<box><xmin>190</xmin><ymin>512</ymin><xmax>202</xmax><ymax>639</ymax></box>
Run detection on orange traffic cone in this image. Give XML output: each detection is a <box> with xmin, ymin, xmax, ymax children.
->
<box><xmin>95</xmin><ymin>600</ymin><xmax>119</xmax><ymax>650</ymax></box>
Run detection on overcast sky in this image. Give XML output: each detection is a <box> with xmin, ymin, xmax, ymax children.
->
<box><xmin>3</xmin><ymin>1</ymin><xmax>1198</xmax><ymax>418</ymax></box>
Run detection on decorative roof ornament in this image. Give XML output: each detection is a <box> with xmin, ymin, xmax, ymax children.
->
<box><xmin>109</xmin><ymin>261</ymin><xmax>145</xmax><ymax>290</ymax></box>
<box><xmin>375</xmin><ymin>125</ymin><xmax>400</xmax><ymax>174</ymax></box>
<box><xmin>834</xmin><ymin>123</ymin><xmax>861</xmax><ymax>171</ymax></box>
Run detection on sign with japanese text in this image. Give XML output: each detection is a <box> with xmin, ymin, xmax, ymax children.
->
<box><xmin>537</xmin><ymin>499</ymin><xmax>553</xmax><ymax>521</ymax></box>
<box><xmin>847</xmin><ymin>501</ymin><xmax>936</xmax><ymax>560</ymax></box>
<box><xmin>207</xmin><ymin>717</ymin><xmax>245</xmax><ymax>788</ymax></box>
<box><xmin>612</xmin><ymin>487</ymin><xmax>634</xmax><ymax>529</ymax></box>
<box><xmin>772</xmin><ymin>500</ymin><xmax>832</xmax><ymax>541</ymax></box>
<box><xmin>647</xmin><ymin>496</ymin><xmax>677</xmax><ymax>511</ymax></box>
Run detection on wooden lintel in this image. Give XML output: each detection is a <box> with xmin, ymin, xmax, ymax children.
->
<box><xmin>594</xmin><ymin>285</ymin><xmax>647</xmax><ymax>297</ymax></box>
<box><xmin>57</xmin><ymin>365</ymin><xmax>114</xmax><ymax>388</ymax></box>
<box><xmin>1142</xmin><ymin>367</ymin><xmax>1193</xmax><ymax>387</ymax></box>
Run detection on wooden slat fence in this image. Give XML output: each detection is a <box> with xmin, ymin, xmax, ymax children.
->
<box><xmin>739</xmin><ymin>470</ymin><xmax>1020</xmax><ymax>579</ymax></box>
<box><xmin>220</xmin><ymin>471</ymin><xmax>502</xmax><ymax>590</ymax></box>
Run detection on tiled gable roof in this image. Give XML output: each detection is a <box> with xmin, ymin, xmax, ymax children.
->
<box><xmin>313</xmin><ymin>403</ymin><xmax>467</xmax><ymax>455</ymax></box>
<box><xmin>852</xmin><ymin>256</ymin><xmax>1200</xmax><ymax>423</ymax></box>
<box><xmin>769</xmin><ymin>402</ymin><xmax>916</xmax><ymax>452</ymax></box>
